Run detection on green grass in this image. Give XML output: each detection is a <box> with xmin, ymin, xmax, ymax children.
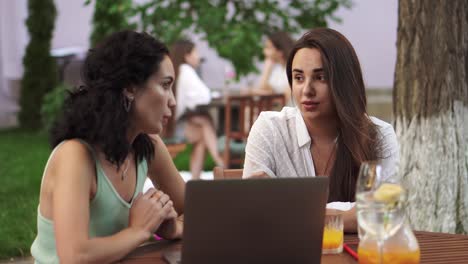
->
<box><xmin>0</xmin><ymin>128</ymin><xmax>213</xmax><ymax>259</ymax></box>
<box><xmin>0</xmin><ymin>129</ymin><xmax>49</xmax><ymax>259</ymax></box>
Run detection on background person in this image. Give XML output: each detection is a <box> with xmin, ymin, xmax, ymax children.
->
<box><xmin>169</xmin><ymin>39</ymin><xmax>224</xmax><ymax>179</ymax></box>
<box><xmin>253</xmin><ymin>31</ymin><xmax>295</xmax><ymax>105</ymax></box>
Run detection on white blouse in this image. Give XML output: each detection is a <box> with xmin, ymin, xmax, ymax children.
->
<box><xmin>267</xmin><ymin>64</ymin><xmax>289</xmax><ymax>94</ymax></box>
<box><xmin>175</xmin><ymin>64</ymin><xmax>211</xmax><ymax>120</ymax></box>
<box><xmin>242</xmin><ymin>107</ymin><xmax>399</xmax><ymax>181</ymax></box>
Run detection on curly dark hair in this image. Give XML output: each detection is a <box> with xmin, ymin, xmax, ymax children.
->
<box><xmin>50</xmin><ymin>30</ymin><xmax>169</xmax><ymax>167</ymax></box>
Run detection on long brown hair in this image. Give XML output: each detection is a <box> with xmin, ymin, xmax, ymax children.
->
<box><xmin>164</xmin><ymin>39</ymin><xmax>195</xmax><ymax>137</ymax></box>
<box><xmin>267</xmin><ymin>31</ymin><xmax>295</xmax><ymax>62</ymax></box>
<box><xmin>286</xmin><ymin>28</ymin><xmax>385</xmax><ymax>202</ymax></box>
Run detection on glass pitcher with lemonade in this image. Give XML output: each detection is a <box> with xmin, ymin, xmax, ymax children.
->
<box><xmin>358</xmin><ymin>221</ymin><xmax>420</xmax><ymax>264</ymax></box>
<box><xmin>356</xmin><ymin>161</ymin><xmax>420</xmax><ymax>264</ymax></box>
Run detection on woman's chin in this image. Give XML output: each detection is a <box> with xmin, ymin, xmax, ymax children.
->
<box><xmin>301</xmin><ymin>110</ymin><xmax>321</xmax><ymax>121</ymax></box>
<box><xmin>146</xmin><ymin>125</ymin><xmax>163</xmax><ymax>135</ymax></box>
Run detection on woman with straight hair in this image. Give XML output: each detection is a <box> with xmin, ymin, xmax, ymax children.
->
<box><xmin>254</xmin><ymin>31</ymin><xmax>295</xmax><ymax>104</ymax></box>
<box><xmin>243</xmin><ymin>28</ymin><xmax>399</xmax><ymax>232</ymax></box>
<box><xmin>169</xmin><ymin>39</ymin><xmax>224</xmax><ymax>179</ymax></box>
<box><xmin>31</xmin><ymin>30</ymin><xmax>185</xmax><ymax>263</ymax></box>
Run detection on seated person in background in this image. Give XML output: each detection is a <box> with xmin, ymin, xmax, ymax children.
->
<box><xmin>31</xmin><ymin>31</ymin><xmax>185</xmax><ymax>263</ymax></box>
<box><xmin>169</xmin><ymin>40</ymin><xmax>224</xmax><ymax>179</ymax></box>
<box><xmin>243</xmin><ymin>28</ymin><xmax>399</xmax><ymax>232</ymax></box>
<box><xmin>253</xmin><ymin>31</ymin><xmax>295</xmax><ymax>105</ymax></box>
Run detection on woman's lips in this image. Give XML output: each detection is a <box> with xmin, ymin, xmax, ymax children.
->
<box><xmin>162</xmin><ymin>116</ymin><xmax>171</xmax><ymax>124</ymax></box>
<box><xmin>302</xmin><ymin>101</ymin><xmax>319</xmax><ymax>111</ymax></box>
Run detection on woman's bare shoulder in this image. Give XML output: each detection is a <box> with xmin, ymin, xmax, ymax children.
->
<box><xmin>51</xmin><ymin>139</ymin><xmax>94</xmax><ymax>162</ymax></box>
<box><xmin>45</xmin><ymin>139</ymin><xmax>96</xmax><ymax>182</ymax></box>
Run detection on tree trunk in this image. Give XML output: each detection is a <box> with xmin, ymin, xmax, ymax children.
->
<box><xmin>394</xmin><ymin>0</ymin><xmax>468</xmax><ymax>234</ymax></box>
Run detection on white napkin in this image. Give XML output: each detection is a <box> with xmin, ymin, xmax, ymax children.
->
<box><xmin>143</xmin><ymin>171</ymin><xmax>214</xmax><ymax>192</ymax></box>
<box><xmin>326</xmin><ymin>202</ymin><xmax>355</xmax><ymax>211</ymax></box>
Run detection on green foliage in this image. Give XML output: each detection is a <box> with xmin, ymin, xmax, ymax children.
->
<box><xmin>19</xmin><ymin>0</ymin><xmax>58</xmax><ymax>129</ymax></box>
<box><xmin>136</xmin><ymin>0</ymin><xmax>352</xmax><ymax>77</ymax></box>
<box><xmin>85</xmin><ymin>0</ymin><xmax>137</xmax><ymax>47</ymax></box>
<box><xmin>40</xmin><ymin>83</ymin><xmax>69</xmax><ymax>132</ymax></box>
<box><xmin>84</xmin><ymin>0</ymin><xmax>351</xmax><ymax>77</ymax></box>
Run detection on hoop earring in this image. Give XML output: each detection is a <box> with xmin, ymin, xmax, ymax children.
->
<box><xmin>124</xmin><ymin>96</ymin><xmax>134</xmax><ymax>112</ymax></box>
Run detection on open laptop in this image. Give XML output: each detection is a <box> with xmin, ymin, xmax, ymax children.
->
<box><xmin>165</xmin><ymin>177</ymin><xmax>329</xmax><ymax>264</ymax></box>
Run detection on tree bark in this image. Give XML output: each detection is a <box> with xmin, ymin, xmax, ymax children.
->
<box><xmin>394</xmin><ymin>0</ymin><xmax>468</xmax><ymax>234</ymax></box>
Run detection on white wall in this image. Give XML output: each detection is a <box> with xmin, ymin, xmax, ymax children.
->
<box><xmin>52</xmin><ymin>0</ymin><xmax>93</xmax><ymax>50</ymax></box>
<box><xmin>328</xmin><ymin>0</ymin><xmax>398</xmax><ymax>89</ymax></box>
<box><xmin>0</xmin><ymin>0</ymin><xmax>28</xmax><ymax>81</ymax></box>
<box><xmin>0</xmin><ymin>0</ymin><xmax>27</xmax><ymax>114</ymax></box>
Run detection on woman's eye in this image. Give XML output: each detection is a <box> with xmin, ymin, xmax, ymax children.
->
<box><xmin>162</xmin><ymin>82</ymin><xmax>171</xmax><ymax>89</ymax></box>
<box><xmin>314</xmin><ymin>75</ymin><xmax>326</xmax><ymax>81</ymax></box>
<box><xmin>293</xmin><ymin>75</ymin><xmax>304</xmax><ymax>82</ymax></box>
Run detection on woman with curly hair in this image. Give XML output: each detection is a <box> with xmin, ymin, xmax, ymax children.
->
<box><xmin>30</xmin><ymin>30</ymin><xmax>185</xmax><ymax>263</ymax></box>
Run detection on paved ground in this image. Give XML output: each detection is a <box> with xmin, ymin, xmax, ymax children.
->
<box><xmin>0</xmin><ymin>257</ymin><xmax>32</xmax><ymax>264</ymax></box>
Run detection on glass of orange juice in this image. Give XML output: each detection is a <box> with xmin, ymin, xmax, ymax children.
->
<box><xmin>322</xmin><ymin>210</ymin><xmax>344</xmax><ymax>254</ymax></box>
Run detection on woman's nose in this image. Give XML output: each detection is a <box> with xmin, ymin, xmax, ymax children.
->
<box><xmin>303</xmin><ymin>78</ymin><xmax>316</xmax><ymax>96</ymax></box>
<box><xmin>168</xmin><ymin>91</ymin><xmax>176</xmax><ymax>107</ymax></box>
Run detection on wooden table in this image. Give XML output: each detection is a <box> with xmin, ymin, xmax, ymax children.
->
<box><xmin>120</xmin><ymin>231</ymin><xmax>468</xmax><ymax>263</ymax></box>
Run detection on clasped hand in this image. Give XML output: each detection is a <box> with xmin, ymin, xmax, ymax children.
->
<box><xmin>128</xmin><ymin>188</ymin><xmax>178</xmax><ymax>239</ymax></box>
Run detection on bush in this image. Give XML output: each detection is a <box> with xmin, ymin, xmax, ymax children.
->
<box><xmin>40</xmin><ymin>83</ymin><xmax>69</xmax><ymax>132</ymax></box>
<box><xmin>19</xmin><ymin>0</ymin><xmax>58</xmax><ymax>129</ymax></box>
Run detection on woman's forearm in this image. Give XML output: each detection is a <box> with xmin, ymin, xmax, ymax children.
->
<box><xmin>59</xmin><ymin>227</ymin><xmax>150</xmax><ymax>264</ymax></box>
<box><xmin>343</xmin><ymin>206</ymin><xmax>358</xmax><ymax>233</ymax></box>
<box><xmin>257</xmin><ymin>59</ymin><xmax>275</xmax><ymax>91</ymax></box>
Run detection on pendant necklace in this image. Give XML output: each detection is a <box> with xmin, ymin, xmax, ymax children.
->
<box><xmin>121</xmin><ymin>157</ymin><xmax>130</xmax><ymax>181</ymax></box>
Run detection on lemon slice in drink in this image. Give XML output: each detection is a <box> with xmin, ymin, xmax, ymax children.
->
<box><xmin>373</xmin><ymin>183</ymin><xmax>403</xmax><ymax>203</ymax></box>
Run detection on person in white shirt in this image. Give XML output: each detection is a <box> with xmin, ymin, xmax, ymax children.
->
<box><xmin>254</xmin><ymin>32</ymin><xmax>295</xmax><ymax>105</ymax></box>
<box><xmin>243</xmin><ymin>28</ymin><xmax>399</xmax><ymax>232</ymax></box>
<box><xmin>168</xmin><ymin>40</ymin><xmax>223</xmax><ymax>179</ymax></box>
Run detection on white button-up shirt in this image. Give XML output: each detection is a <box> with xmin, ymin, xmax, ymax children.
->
<box><xmin>243</xmin><ymin>107</ymin><xmax>399</xmax><ymax>182</ymax></box>
<box><xmin>175</xmin><ymin>64</ymin><xmax>211</xmax><ymax>120</ymax></box>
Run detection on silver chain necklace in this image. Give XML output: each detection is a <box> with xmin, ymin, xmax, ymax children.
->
<box><xmin>121</xmin><ymin>157</ymin><xmax>130</xmax><ymax>181</ymax></box>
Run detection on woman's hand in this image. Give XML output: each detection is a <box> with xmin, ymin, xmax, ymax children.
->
<box><xmin>246</xmin><ymin>171</ymin><xmax>269</xmax><ymax>179</ymax></box>
<box><xmin>256</xmin><ymin>58</ymin><xmax>275</xmax><ymax>91</ymax></box>
<box><xmin>155</xmin><ymin>209</ymin><xmax>182</xmax><ymax>240</ymax></box>
<box><xmin>128</xmin><ymin>188</ymin><xmax>173</xmax><ymax>239</ymax></box>
<box><xmin>342</xmin><ymin>206</ymin><xmax>357</xmax><ymax>233</ymax></box>
<box><xmin>151</xmin><ymin>189</ymin><xmax>181</xmax><ymax>240</ymax></box>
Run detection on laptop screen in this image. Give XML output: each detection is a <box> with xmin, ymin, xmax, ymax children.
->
<box><xmin>181</xmin><ymin>177</ymin><xmax>329</xmax><ymax>264</ymax></box>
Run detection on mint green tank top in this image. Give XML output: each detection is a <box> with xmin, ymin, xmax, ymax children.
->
<box><xmin>30</xmin><ymin>141</ymin><xmax>148</xmax><ymax>263</ymax></box>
